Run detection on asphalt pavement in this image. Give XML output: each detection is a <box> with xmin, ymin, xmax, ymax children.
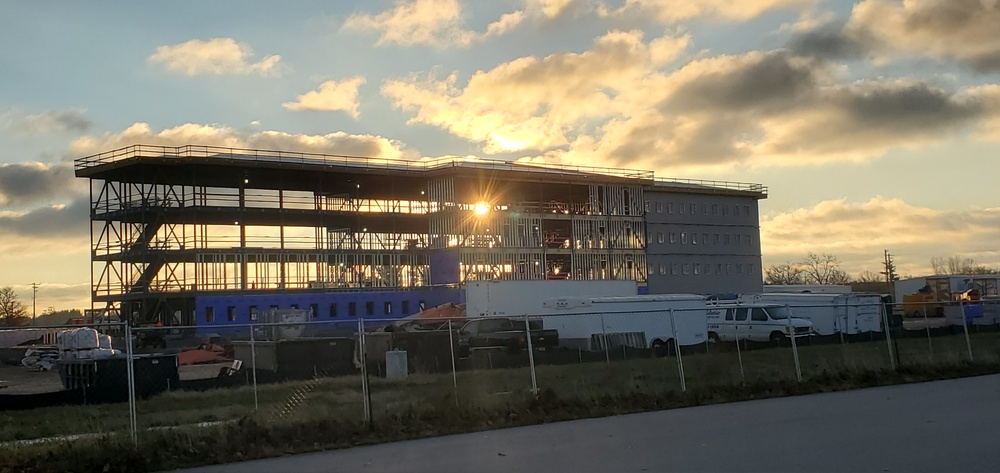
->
<box><xmin>173</xmin><ymin>374</ymin><xmax>1000</xmax><ymax>473</ymax></box>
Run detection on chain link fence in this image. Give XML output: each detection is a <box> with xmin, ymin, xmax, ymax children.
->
<box><xmin>3</xmin><ymin>297</ymin><xmax>1000</xmax><ymax>455</ymax></box>
<box><xmin>0</xmin><ymin>323</ymin><xmax>131</xmax><ymax>446</ymax></box>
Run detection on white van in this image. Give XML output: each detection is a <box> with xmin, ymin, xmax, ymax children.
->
<box><xmin>707</xmin><ymin>303</ymin><xmax>813</xmax><ymax>344</ymax></box>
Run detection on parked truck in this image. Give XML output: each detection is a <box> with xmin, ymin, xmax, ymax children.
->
<box><xmin>456</xmin><ymin>317</ymin><xmax>559</xmax><ymax>358</ymax></box>
<box><xmin>537</xmin><ymin>294</ymin><xmax>707</xmax><ymax>357</ymax></box>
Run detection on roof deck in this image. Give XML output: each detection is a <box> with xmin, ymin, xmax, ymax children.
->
<box><xmin>74</xmin><ymin>145</ymin><xmax>766</xmax><ymax>197</ymax></box>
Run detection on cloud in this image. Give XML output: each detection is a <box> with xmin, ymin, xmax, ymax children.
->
<box><xmin>341</xmin><ymin>0</ymin><xmax>579</xmax><ymax>48</ymax></box>
<box><xmin>969</xmin><ymin>84</ymin><xmax>1000</xmax><ymax>141</ymax></box>
<box><xmin>148</xmin><ymin>38</ymin><xmax>282</xmax><ymax>76</ymax></box>
<box><xmin>787</xmin><ymin>19</ymin><xmax>866</xmax><ymax>60</ymax></box>
<box><xmin>69</xmin><ymin>122</ymin><xmax>412</xmax><ymax>160</ymax></box>
<box><xmin>342</xmin><ymin>0</ymin><xmax>808</xmax><ymax>48</ymax></box>
<box><xmin>342</xmin><ymin>0</ymin><xmax>477</xmax><ymax>47</ymax></box>
<box><xmin>600</xmin><ymin>0</ymin><xmax>814</xmax><ymax>23</ymax></box>
<box><xmin>0</xmin><ymin>196</ymin><xmax>90</xmax><ymax>238</ymax></box>
<box><xmin>1</xmin><ymin>108</ymin><xmax>92</xmax><ymax>134</ymax></box>
<box><xmin>382</xmin><ymin>30</ymin><xmax>690</xmax><ymax>153</ymax></box>
<box><xmin>844</xmin><ymin>0</ymin><xmax>1000</xmax><ymax>72</ymax></box>
<box><xmin>760</xmin><ymin>197</ymin><xmax>1000</xmax><ymax>276</ymax></box>
<box><xmin>283</xmin><ymin>76</ymin><xmax>366</xmax><ymax>117</ymax></box>
<box><xmin>0</xmin><ymin>162</ymin><xmax>85</xmax><ymax>208</ymax></box>
<box><xmin>385</xmin><ymin>31</ymin><xmax>1000</xmax><ymax>171</ymax></box>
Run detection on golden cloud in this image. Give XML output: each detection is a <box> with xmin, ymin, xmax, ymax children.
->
<box><xmin>283</xmin><ymin>76</ymin><xmax>367</xmax><ymax>117</ymax></box>
<box><xmin>149</xmin><ymin>38</ymin><xmax>282</xmax><ymax>76</ymax></box>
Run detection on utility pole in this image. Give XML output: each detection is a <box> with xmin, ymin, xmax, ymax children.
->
<box><xmin>30</xmin><ymin>282</ymin><xmax>39</xmax><ymax>326</ymax></box>
<box><xmin>881</xmin><ymin>250</ymin><xmax>897</xmax><ymax>294</ymax></box>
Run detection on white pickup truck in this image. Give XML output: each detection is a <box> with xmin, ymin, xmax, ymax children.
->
<box><xmin>707</xmin><ymin>303</ymin><xmax>813</xmax><ymax>345</ymax></box>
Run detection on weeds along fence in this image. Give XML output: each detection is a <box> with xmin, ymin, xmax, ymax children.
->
<box><xmin>1</xmin><ymin>299</ymin><xmax>999</xmax><ymax>451</ymax></box>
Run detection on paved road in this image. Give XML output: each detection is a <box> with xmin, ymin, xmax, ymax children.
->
<box><xmin>176</xmin><ymin>375</ymin><xmax>1000</xmax><ymax>473</ymax></box>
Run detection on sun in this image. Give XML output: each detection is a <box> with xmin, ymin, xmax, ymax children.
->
<box><xmin>474</xmin><ymin>202</ymin><xmax>490</xmax><ymax>215</ymax></box>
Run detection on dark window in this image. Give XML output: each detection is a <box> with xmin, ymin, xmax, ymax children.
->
<box><xmin>365</xmin><ymin>302</ymin><xmax>374</xmax><ymax>316</ymax></box>
<box><xmin>205</xmin><ymin>307</ymin><xmax>215</xmax><ymax>323</ymax></box>
<box><xmin>348</xmin><ymin>302</ymin><xmax>357</xmax><ymax>317</ymax></box>
<box><xmin>384</xmin><ymin>301</ymin><xmax>392</xmax><ymax>315</ymax></box>
<box><xmin>481</xmin><ymin>319</ymin><xmax>513</xmax><ymax>332</ymax></box>
<box><xmin>249</xmin><ymin>306</ymin><xmax>258</xmax><ymax>321</ymax></box>
<box><xmin>227</xmin><ymin>306</ymin><xmax>236</xmax><ymax>322</ymax></box>
<box><xmin>310</xmin><ymin>303</ymin><xmax>319</xmax><ymax>318</ymax></box>
<box><xmin>329</xmin><ymin>303</ymin><xmax>338</xmax><ymax>318</ymax></box>
<box><xmin>402</xmin><ymin>300</ymin><xmax>410</xmax><ymax>315</ymax></box>
<box><xmin>735</xmin><ymin>309</ymin><xmax>748</xmax><ymax>321</ymax></box>
<box><xmin>725</xmin><ymin>309</ymin><xmax>735</xmax><ymax>321</ymax></box>
<box><xmin>751</xmin><ymin>308</ymin><xmax>768</xmax><ymax>322</ymax></box>
<box><xmin>291</xmin><ymin>304</ymin><xmax>299</xmax><ymax>309</ymax></box>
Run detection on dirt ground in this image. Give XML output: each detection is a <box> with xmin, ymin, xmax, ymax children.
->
<box><xmin>0</xmin><ymin>361</ymin><xmax>232</xmax><ymax>395</ymax></box>
<box><xmin>0</xmin><ymin>365</ymin><xmax>63</xmax><ymax>394</ymax></box>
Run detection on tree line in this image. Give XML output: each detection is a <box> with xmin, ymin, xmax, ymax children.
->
<box><xmin>0</xmin><ymin>286</ymin><xmax>83</xmax><ymax>327</ymax></box>
<box><xmin>765</xmin><ymin>254</ymin><xmax>1000</xmax><ymax>286</ymax></box>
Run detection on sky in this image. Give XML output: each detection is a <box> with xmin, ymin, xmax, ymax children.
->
<box><xmin>1</xmin><ymin>0</ymin><xmax>999</xmax><ymax>310</ymax></box>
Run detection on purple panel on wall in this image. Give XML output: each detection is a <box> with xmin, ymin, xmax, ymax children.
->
<box><xmin>429</xmin><ymin>249</ymin><xmax>460</xmax><ymax>285</ymax></box>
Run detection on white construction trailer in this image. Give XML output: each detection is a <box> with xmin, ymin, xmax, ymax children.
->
<box><xmin>537</xmin><ymin>294</ymin><xmax>707</xmax><ymax>355</ymax></box>
<box><xmin>737</xmin><ymin>293</ymin><xmax>884</xmax><ymax>336</ymax></box>
<box><xmin>465</xmin><ymin>280</ymin><xmax>637</xmax><ymax>318</ymax></box>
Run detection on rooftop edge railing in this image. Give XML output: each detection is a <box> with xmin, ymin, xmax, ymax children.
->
<box><xmin>653</xmin><ymin>178</ymin><xmax>768</xmax><ymax>196</ymax></box>
<box><xmin>74</xmin><ymin>145</ymin><xmax>765</xmax><ymax>194</ymax></box>
<box><xmin>74</xmin><ymin>144</ymin><xmax>654</xmax><ymax>180</ymax></box>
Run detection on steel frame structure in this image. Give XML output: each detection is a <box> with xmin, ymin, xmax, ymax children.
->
<box><xmin>76</xmin><ymin>145</ymin><xmax>766</xmax><ymax>325</ymax></box>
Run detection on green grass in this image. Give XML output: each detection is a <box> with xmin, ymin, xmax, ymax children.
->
<box><xmin>2</xmin><ymin>331</ymin><xmax>1000</xmax><ymax>472</ymax></box>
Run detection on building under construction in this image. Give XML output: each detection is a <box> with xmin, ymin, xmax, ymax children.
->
<box><xmin>75</xmin><ymin>145</ymin><xmax>767</xmax><ymax>327</ymax></box>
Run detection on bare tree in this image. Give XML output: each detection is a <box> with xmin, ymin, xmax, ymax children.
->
<box><xmin>800</xmin><ymin>253</ymin><xmax>850</xmax><ymax>285</ymax></box>
<box><xmin>0</xmin><ymin>286</ymin><xmax>29</xmax><ymax>326</ymax></box>
<box><xmin>931</xmin><ymin>255</ymin><xmax>1000</xmax><ymax>275</ymax></box>
<box><xmin>825</xmin><ymin>269</ymin><xmax>852</xmax><ymax>285</ymax></box>
<box><xmin>948</xmin><ymin>256</ymin><xmax>977</xmax><ymax>274</ymax></box>
<box><xmin>764</xmin><ymin>261</ymin><xmax>805</xmax><ymax>285</ymax></box>
<box><xmin>930</xmin><ymin>256</ymin><xmax>948</xmax><ymax>275</ymax></box>
<box><xmin>855</xmin><ymin>270</ymin><xmax>883</xmax><ymax>283</ymax></box>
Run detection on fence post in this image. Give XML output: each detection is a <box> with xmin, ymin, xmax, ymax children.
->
<box><xmin>732</xmin><ymin>309</ymin><xmax>745</xmax><ymax>382</ymax></box>
<box><xmin>524</xmin><ymin>313</ymin><xmax>538</xmax><ymax>395</ymax></box>
<box><xmin>249</xmin><ymin>324</ymin><xmax>259</xmax><ymax>413</ymax></box>
<box><xmin>960</xmin><ymin>301</ymin><xmax>973</xmax><ymax>361</ymax></box>
<box><xmin>600</xmin><ymin>313</ymin><xmax>610</xmax><ymax>365</ymax></box>
<box><xmin>448</xmin><ymin>318</ymin><xmax>458</xmax><ymax>407</ymax></box>
<box><xmin>922</xmin><ymin>304</ymin><xmax>933</xmax><ymax>359</ymax></box>
<box><xmin>785</xmin><ymin>304</ymin><xmax>802</xmax><ymax>382</ymax></box>
<box><xmin>357</xmin><ymin>317</ymin><xmax>372</xmax><ymax>426</ymax></box>
<box><xmin>124</xmin><ymin>322</ymin><xmax>138</xmax><ymax>444</ymax></box>
<box><xmin>668</xmin><ymin>308</ymin><xmax>686</xmax><ymax>392</ymax></box>
<box><xmin>880</xmin><ymin>302</ymin><xmax>897</xmax><ymax>370</ymax></box>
